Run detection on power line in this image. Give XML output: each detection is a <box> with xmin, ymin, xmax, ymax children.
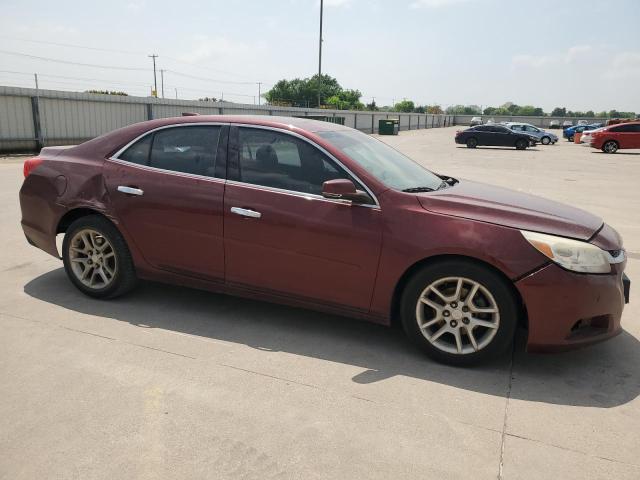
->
<box><xmin>0</xmin><ymin>49</ymin><xmax>148</xmax><ymax>71</ymax></box>
<box><xmin>0</xmin><ymin>35</ymin><xmax>271</xmax><ymax>82</ymax></box>
<box><xmin>163</xmin><ymin>69</ymin><xmax>262</xmax><ymax>86</ymax></box>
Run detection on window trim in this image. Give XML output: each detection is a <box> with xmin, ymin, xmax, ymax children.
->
<box><xmin>229</xmin><ymin>123</ymin><xmax>380</xmax><ymax>209</ymax></box>
<box><xmin>108</xmin><ymin>122</ymin><xmax>228</xmax><ymax>181</ymax></box>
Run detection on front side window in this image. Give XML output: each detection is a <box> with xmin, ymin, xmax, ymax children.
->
<box><xmin>118</xmin><ymin>126</ymin><xmax>221</xmax><ymax>177</ymax></box>
<box><xmin>237</xmin><ymin>128</ymin><xmax>352</xmax><ymax>195</ymax></box>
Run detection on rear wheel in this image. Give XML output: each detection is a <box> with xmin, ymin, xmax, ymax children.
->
<box><xmin>466</xmin><ymin>137</ymin><xmax>478</xmax><ymax>148</ymax></box>
<box><xmin>400</xmin><ymin>260</ymin><xmax>518</xmax><ymax>366</ymax></box>
<box><xmin>515</xmin><ymin>139</ymin><xmax>528</xmax><ymax>150</ymax></box>
<box><xmin>62</xmin><ymin>215</ymin><xmax>137</xmax><ymax>298</ymax></box>
<box><xmin>567</xmin><ymin>135</ymin><xmax>574</xmax><ymax>142</ymax></box>
<box><xmin>541</xmin><ymin>136</ymin><xmax>551</xmax><ymax>145</ymax></box>
<box><xmin>602</xmin><ymin>140</ymin><xmax>618</xmax><ymax>154</ymax></box>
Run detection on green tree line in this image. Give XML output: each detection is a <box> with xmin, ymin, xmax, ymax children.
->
<box><xmin>264</xmin><ymin>75</ymin><xmax>636</xmax><ymax>118</ymax></box>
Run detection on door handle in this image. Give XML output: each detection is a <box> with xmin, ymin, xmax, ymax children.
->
<box><xmin>117</xmin><ymin>186</ymin><xmax>144</xmax><ymax>196</ymax></box>
<box><xmin>230</xmin><ymin>207</ymin><xmax>262</xmax><ymax>219</ymax></box>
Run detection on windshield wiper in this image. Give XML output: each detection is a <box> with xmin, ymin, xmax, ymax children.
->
<box><xmin>402</xmin><ymin>186</ymin><xmax>436</xmax><ymax>193</ymax></box>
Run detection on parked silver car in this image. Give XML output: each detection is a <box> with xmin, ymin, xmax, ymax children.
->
<box><xmin>505</xmin><ymin>123</ymin><xmax>558</xmax><ymax>145</ymax></box>
<box><xmin>470</xmin><ymin>116</ymin><xmax>482</xmax><ymax>126</ymax></box>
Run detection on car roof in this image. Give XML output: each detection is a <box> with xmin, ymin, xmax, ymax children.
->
<box><xmin>70</xmin><ymin>115</ymin><xmax>352</xmax><ymax>157</ymax></box>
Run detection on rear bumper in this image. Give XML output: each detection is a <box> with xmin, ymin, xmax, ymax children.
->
<box><xmin>516</xmin><ymin>263</ymin><xmax>628</xmax><ymax>353</ymax></box>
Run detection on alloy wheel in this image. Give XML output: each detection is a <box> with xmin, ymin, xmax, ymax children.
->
<box><xmin>415</xmin><ymin>277</ymin><xmax>500</xmax><ymax>355</ymax></box>
<box><xmin>604</xmin><ymin>141</ymin><xmax>618</xmax><ymax>153</ymax></box>
<box><xmin>68</xmin><ymin>228</ymin><xmax>117</xmax><ymax>289</ymax></box>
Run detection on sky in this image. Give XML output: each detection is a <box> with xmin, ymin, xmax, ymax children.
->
<box><xmin>0</xmin><ymin>0</ymin><xmax>639</xmax><ymax>112</ymax></box>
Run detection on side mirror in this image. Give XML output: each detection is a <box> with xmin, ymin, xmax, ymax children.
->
<box><xmin>321</xmin><ymin>179</ymin><xmax>371</xmax><ymax>204</ymax></box>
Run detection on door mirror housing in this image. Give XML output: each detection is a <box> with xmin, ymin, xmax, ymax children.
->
<box><xmin>322</xmin><ymin>179</ymin><xmax>371</xmax><ymax>204</ymax></box>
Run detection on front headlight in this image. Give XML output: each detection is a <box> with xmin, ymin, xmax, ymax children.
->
<box><xmin>521</xmin><ymin>230</ymin><xmax>623</xmax><ymax>273</ymax></box>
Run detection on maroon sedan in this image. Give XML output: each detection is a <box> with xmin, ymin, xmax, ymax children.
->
<box><xmin>19</xmin><ymin>116</ymin><xmax>630</xmax><ymax>365</ymax></box>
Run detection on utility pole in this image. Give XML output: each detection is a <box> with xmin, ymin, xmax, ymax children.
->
<box><xmin>34</xmin><ymin>73</ymin><xmax>39</xmax><ymax>90</ymax></box>
<box><xmin>257</xmin><ymin>82</ymin><xmax>262</xmax><ymax>106</ymax></box>
<box><xmin>174</xmin><ymin>87</ymin><xmax>178</xmax><ymax>100</ymax></box>
<box><xmin>317</xmin><ymin>0</ymin><xmax>323</xmax><ymax>108</ymax></box>
<box><xmin>148</xmin><ymin>54</ymin><xmax>158</xmax><ymax>97</ymax></box>
<box><xmin>160</xmin><ymin>69</ymin><xmax>165</xmax><ymax>98</ymax></box>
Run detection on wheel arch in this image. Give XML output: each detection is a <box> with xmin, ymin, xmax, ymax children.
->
<box><xmin>389</xmin><ymin>254</ymin><xmax>528</xmax><ymax>330</ymax></box>
<box><xmin>57</xmin><ymin>207</ymin><xmax>117</xmax><ymax>234</ymax></box>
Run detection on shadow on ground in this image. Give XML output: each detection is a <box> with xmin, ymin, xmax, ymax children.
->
<box><xmin>25</xmin><ymin>268</ymin><xmax>640</xmax><ymax>408</ymax></box>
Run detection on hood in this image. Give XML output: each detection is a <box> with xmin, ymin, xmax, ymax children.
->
<box><xmin>417</xmin><ymin>180</ymin><xmax>603</xmax><ymax>240</ymax></box>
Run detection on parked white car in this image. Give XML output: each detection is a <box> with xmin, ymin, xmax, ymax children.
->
<box><xmin>505</xmin><ymin>122</ymin><xmax>558</xmax><ymax>145</ymax></box>
<box><xmin>470</xmin><ymin>116</ymin><xmax>482</xmax><ymax>126</ymax></box>
<box><xmin>580</xmin><ymin>127</ymin><xmax>605</xmax><ymax>146</ymax></box>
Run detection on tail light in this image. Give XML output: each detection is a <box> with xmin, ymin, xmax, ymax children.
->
<box><xmin>23</xmin><ymin>157</ymin><xmax>43</xmax><ymax>178</ymax></box>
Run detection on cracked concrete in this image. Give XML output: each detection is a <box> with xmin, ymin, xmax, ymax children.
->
<box><xmin>1</xmin><ymin>129</ymin><xmax>638</xmax><ymax>479</ymax></box>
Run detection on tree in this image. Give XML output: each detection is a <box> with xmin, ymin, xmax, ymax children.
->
<box><xmin>426</xmin><ymin>105</ymin><xmax>443</xmax><ymax>114</ymax></box>
<box><xmin>85</xmin><ymin>90</ymin><xmax>128</xmax><ymax>96</ymax></box>
<box><xmin>394</xmin><ymin>100</ymin><xmax>415</xmax><ymax>112</ymax></box>
<box><xmin>366</xmin><ymin>100</ymin><xmax>378</xmax><ymax>111</ymax></box>
<box><xmin>198</xmin><ymin>97</ymin><xmax>218</xmax><ymax>102</ymax></box>
<box><xmin>414</xmin><ymin>105</ymin><xmax>426</xmax><ymax>114</ymax></box>
<box><xmin>264</xmin><ymin>74</ymin><xmax>344</xmax><ymax>108</ymax></box>
<box><xmin>551</xmin><ymin>107</ymin><xmax>566</xmax><ymax>117</ymax></box>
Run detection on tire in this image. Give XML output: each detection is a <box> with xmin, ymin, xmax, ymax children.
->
<box><xmin>466</xmin><ymin>137</ymin><xmax>478</xmax><ymax>148</ymax></box>
<box><xmin>400</xmin><ymin>259</ymin><xmax>518</xmax><ymax>366</ymax></box>
<box><xmin>541</xmin><ymin>136</ymin><xmax>551</xmax><ymax>145</ymax></box>
<box><xmin>62</xmin><ymin>214</ymin><xmax>137</xmax><ymax>299</ymax></box>
<box><xmin>602</xmin><ymin>140</ymin><xmax>618</xmax><ymax>154</ymax></box>
<box><xmin>568</xmin><ymin>136</ymin><xmax>574</xmax><ymax>142</ymax></box>
<box><xmin>515</xmin><ymin>139</ymin><xmax>528</xmax><ymax>150</ymax></box>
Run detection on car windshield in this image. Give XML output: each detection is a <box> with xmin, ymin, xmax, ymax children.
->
<box><xmin>318</xmin><ymin>130</ymin><xmax>443</xmax><ymax>191</ymax></box>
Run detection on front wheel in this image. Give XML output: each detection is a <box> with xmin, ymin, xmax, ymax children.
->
<box><xmin>400</xmin><ymin>260</ymin><xmax>518</xmax><ymax>366</ymax></box>
<box><xmin>602</xmin><ymin>141</ymin><xmax>618</xmax><ymax>154</ymax></box>
<box><xmin>515</xmin><ymin>139</ymin><xmax>528</xmax><ymax>150</ymax></box>
<box><xmin>567</xmin><ymin>136</ymin><xmax>574</xmax><ymax>142</ymax></box>
<box><xmin>541</xmin><ymin>136</ymin><xmax>551</xmax><ymax>145</ymax></box>
<box><xmin>62</xmin><ymin>215</ymin><xmax>137</xmax><ymax>299</ymax></box>
<box><xmin>466</xmin><ymin>137</ymin><xmax>478</xmax><ymax>148</ymax></box>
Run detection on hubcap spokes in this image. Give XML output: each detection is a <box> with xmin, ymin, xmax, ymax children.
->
<box><xmin>416</xmin><ymin>277</ymin><xmax>500</xmax><ymax>355</ymax></box>
<box><xmin>69</xmin><ymin>229</ymin><xmax>117</xmax><ymax>289</ymax></box>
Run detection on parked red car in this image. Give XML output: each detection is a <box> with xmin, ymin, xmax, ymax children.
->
<box><xmin>19</xmin><ymin>116</ymin><xmax>630</xmax><ymax>365</ymax></box>
<box><xmin>590</xmin><ymin>121</ymin><xmax>640</xmax><ymax>153</ymax></box>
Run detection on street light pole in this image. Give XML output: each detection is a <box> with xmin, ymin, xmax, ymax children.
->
<box><xmin>160</xmin><ymin>69</ymin><xmax>165</xmax><ymax>99</ymax></box>
<box><xmin>317</xmin><ymin>0</ymin><xmax>323</xmax><ymax>108</ymax></box>
<box><xmin>257</xmin><ymin>82</ymin><xmax>262</xmax><ymax>106</ymax></box>
<box><xmin>148</xmin><ymin>54</ymin><xmax>158</xmax><ymax>97</ymax></box>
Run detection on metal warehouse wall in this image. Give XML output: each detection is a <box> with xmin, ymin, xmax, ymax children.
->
<box><xmin>0</xmin><ymin>86</ymin><xmax>455</xmax><ymax>153</ymax></box>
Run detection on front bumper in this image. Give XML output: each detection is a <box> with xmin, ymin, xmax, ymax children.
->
<box><xmin>516</xmin><ymin>262</ymin><xmax>628</xmax><ymax>353</ymax></box>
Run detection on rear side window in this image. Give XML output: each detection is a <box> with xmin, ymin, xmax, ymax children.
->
<box><xmin>119</xmin><ymin>134</ymin><xmax>152</xmax><ymax>165</ymax></box>
<box><xmin>610</xmin><ymin>124</ymin><xmax>639</xmax><ymax>133</ymax></box>
<box><xmin>237</xmin><ymin>128</ymin><xmax>352</xmax><ymax>195</ymax></box>
<box><xmin>117</xmin><ymin>126</ymin><xmax>221</xmax><ymax>177</ymax></box>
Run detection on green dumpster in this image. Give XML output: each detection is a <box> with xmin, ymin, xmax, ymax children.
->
<box><xmin>379</xmin><ymin>119</ymin><xmax>399</xmax><ymax>135</ymax></box>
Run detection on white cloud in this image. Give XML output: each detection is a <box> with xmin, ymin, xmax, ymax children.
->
<box><xmin>512</xmin><ymin>54</ymin><xmax>554</xmax><ymax>68</ymax></box>
<box><xmin>512</xmin><ymin>45</ymin><xmax>594</xmax><ymax>69</ymax></box>
<box><xmin>324</xmin><ymin>0</ymin><xmax>353</xmax><ymax>6</ymax></box>
<box><xmin>603</xmin><ymin>52</ymin><xmax>640</xmax><ymax>80</ymax></box>
<box><xmin>565</xmin><ymin>45</ymin><xmax>592</xmax><ymax>63</ymax></box>
<box><xmin>411</xmin><ymin>0</ymin><xmax>474</xmax><ymax>7</ymax></box>
<box><xmin>179</xmin><ymin>35</ymin><xmax>257</xmax><ymax>64</ymax></box>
